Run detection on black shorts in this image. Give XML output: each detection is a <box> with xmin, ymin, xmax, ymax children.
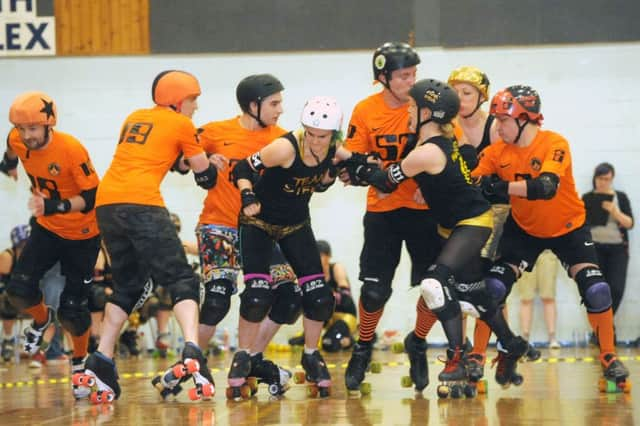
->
<box><xmin>13</xmin><ymin>217</ymin><xmax>100</xmax><ymax>302</ymax></box>
<box><xmin>96</xmin><ymin>204</ymin><xmax>198</xmax><ymax>310</ymax></box>
<box><xmin>359</xmin><ymin>208</ymin><xmax>439</xmax><ymax>286</ymax></box>
<box><xmin>499</xmin><ymin>214</ymin><xmax>598</xmax><ymax>273</ymax></box>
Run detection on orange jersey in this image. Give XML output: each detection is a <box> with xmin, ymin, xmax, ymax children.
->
<box><xmin>197</xmin><ymin>117</ymin><xmax>286</xmax><ymax>228</ymax></box>
<box><xmin>8</xmin><ymin>129</ymin><xmax>99</xmax><ymax>240</ymax></box>
<box><xmin>472</xmin><ymin>129</ymin><xmax>585</xmax><ymax>238</ymax></box>
<box><xmin>345</xmin><ymin>92</ymin><xmax>427</xmax><ymax>212</ymax></box>
<box><xmin>96</xmin><ymin>106</ymin><xmax>204</xmax><ymax>208</ymax></box>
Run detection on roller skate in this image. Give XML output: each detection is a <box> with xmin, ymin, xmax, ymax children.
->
<box><xmin>119</xmin><ymin>329</ymin><xmax>140</xmax><ymax>357</ymax></box>
<box><xmin>23</xmin><ymin>307</ymin><xmax>54</xmax><ymax>355</ymax></box>
<box><xmin>181</xmin><ymin>342</ymin><xmax>216</xmax><ymax>401</ymax></box>
<box><xmin>248</xmin><ymin>353</ymin><xmax>291</xmax><ymax>397</ymax></box>
<box><xmin>492</xmin><ymin>336</ymin><xmax>529</xmax><ymax>388</ymax></box>
<box><xmin>71</xmin><ymin>356</ymin><xmax>91</xmax><ymax>399</ymax></box>
<box><xmin>225</xmin><ymin>350</ymin><xmax>252</xmax><ymax>401</ymax></box>
<box><xmin>344</xmin><ymin>342</ymin><xmax>374</xmax><ymax>396</ymax></box>
<box><xmin>436</xmin><ymin>348</ymin><xmax>470</xmax><ymax>399</ymax></box>
<box><xmin>525</xmin><ymin>343</ymin><xmax>541</xmax><ymax>361</ymax></box>
<box><xmin>72</xmin><ymin>351</ymin><xmax>120</xmax><ymax>403</ymax></box>
<box><xmin>400</xmin><ymin>332</ymin><xmax>429</xmax><ymax>392</ymax></box>
<box><xmin>464</xmin><ymin>352</ymin><xmax>487</xmax><ymax>396</ymax></box>
<box><xmin>1</xmin><ymin>337</ymin><xmax>15</xmax><ymax>362</ymax></box>
<box><xmin>299</xmin><ymin>350</ymin><xmax>331</xmax><ymax>397</ymax></box>
<box><xmin>153</xmin><ymin>332</ymin><xmax>171</xmax><ymax>359</ymax></box>
<box><xmin>151</xmin><ymin>358</ymin><xmax>198</xmax><ymax>400</ymax></box>
<box><xmin>598</xmin><ymin>353</ymin><xmax>631</xmax><ymax>393</ymax></box>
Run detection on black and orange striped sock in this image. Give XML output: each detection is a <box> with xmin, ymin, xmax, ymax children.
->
<box><xmin>71</xmin><ymin>329</ymin><xmax>90</xmax><ymax>359</ymax></box>
<box><xmin>414</xmin><ymin>297</ymin><xmax>437</xmax><ymax>340</ymax></box>
<box><xmin>24</xmin><ymin>301</ymin><xmax>49</xmax><ymax>325</ymax></box>
<box><xmin>472</xmin><ymin>319</ymin><xmax>492</xmax><ymax>354</ymax></box>
<box><xmin>357</xmin><ymin>300</ymin><xmax>383</xmax><ymax>343</ymax></box>
<box><xmin>588</xmin><ymin>309</ymin><xmax>615</xmax><ymax>355</ymax></box>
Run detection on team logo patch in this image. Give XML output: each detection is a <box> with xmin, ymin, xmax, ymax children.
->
<box><xmin>48</xmin><ymin>162</ymin><xmax>61</xmax><ymax>176</ymax></box>
<box><xmin>552</xmin><ymin>149</ymin><xmax>565</xmax><ymax>162</ymax></box>
<box><xmin>530</xmin><ymin>157</ymin><xmax>542</xmax><ymax>171</ymax></box>
<box><xmin>424</xmin><ymin>89</ymin><xmax>440</xmax><ymax>104</ymax></box>
<box><xmin>374</xmin><ymin>54</ymin><xmax>386</xmax><ymax>70</ymax></box>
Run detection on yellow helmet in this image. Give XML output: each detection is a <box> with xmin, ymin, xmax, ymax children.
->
<box><xmin>9</xmin><ymin>91</ymin><xmax>57</xmax><ymax>126</ymax></box>
<box><xmin>447</xmin><ymin>66</ymin><xmax>490</xmax><ymax>101</ymax></box>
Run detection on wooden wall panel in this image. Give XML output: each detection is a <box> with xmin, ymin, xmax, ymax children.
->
<box><xmin>54</xmin><ymin>0</ymin><xmax>149</xmax><ymax>55</ymax></box>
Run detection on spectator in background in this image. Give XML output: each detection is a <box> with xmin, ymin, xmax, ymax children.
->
<box><xmin>517</xmin><ymin>250</ymin><xmax>561</xmax><ymax>349</ymax></box>
<box><xmin>582</xmin><ymin>163</ymin><xmax>633</xmax><ymax>317</ymax></box>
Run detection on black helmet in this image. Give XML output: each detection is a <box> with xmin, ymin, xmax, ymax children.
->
<box><xmin>372</xmin><ymin>42</ymin><xmax>420</xmax><ymax>83</ymax></box>
<box><xmin>236</xmin><ymin>74</ymin><xmax>284</xmax><ymax>113</ymax></box>
<box><xmin>409</xmin><ymin>79</ymin><xmax>460</xmax><ymax>125</ymax></box>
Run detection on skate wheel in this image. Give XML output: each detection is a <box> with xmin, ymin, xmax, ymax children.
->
<box><xmin>72</xmin><ymin>373</ymin><xmax>95</xmax><ymax>387</ymax></box>
<box><xmin>359</xmin><ymin>382</ymin><xmax>371</xmax><ymax>396</ymax></box>
<box><xmin>437</xmin><ymin>385</ymin><xmax>449</xmax><ymax>399</ymax></box>
<box><xmin>370</xmin><ymin>362</ymin><xmax>382</xmax><ymax>374</ymax></box>
<box><xmin>318</xmin><ymin>386</ymin><xmax>330</xmax><ymax>398</ymax></box>
<box><xmin>401</xmin><ymin>376</ymin><xmax>413</xmax><ymax>388</ymax></box>
<box><xmin>267</xmin><ymin>383</ymin><xmax>281</xmax><ymax>396</ymax></box>
<box><xmin>202</xmin><ymin>383</ymin><xmax>215</xmax><ymax>398</ymax></box>
<box><xmin>511</xmin><ymin>373</ymin><xmax>524</xmax><ymax>386</ymax></box>
<box><xmin>225</xmin><ymin>387</ymin><xmax>235</xmax><ymax>400</ymax></box>
<box><xmin>247</xmin><ymin>376</ymin><xmax>258</xmax><ymax>390</ymax></box>
<box><xmin>450</xmin><ymin>384</ymin><xmax>463</xmax><ymax>399</ymax></box>
<box><xmin>184</xmin><ymin>359</ymin><xmax>200</xmax><ymax>374</ymax></box>
<box><xmin>189</xmin><ymin>387</ymin><xmax>200</xmax><ymax>401</ymax></box>
<box><xmin>391</xmin><ymin>342</ymin><xmax>405</xmax><ymax>354</ymax></box>
<box><xmin>622</xmin><ymin>380</ymin><xmax>632</xmax><ymax>393</ymax></box>
<box><xmin>463</xmin><ymin>384</ymin><xmax>476</xmax><ymax>398</ymax></box>
<box><xmin>172</xmin><ymin>363</ymin><xmax>187</xmax><ymax>378</ymax></box>
<box><xmin>294</xmin><ymin>371</ymin><xmax>306</xmax><ymax>384</ymax></box>
<box><xmin>477</xmin><ymin>379</ymin><xmax>487</xmax><ymax>394</ymax></box>
<box><xmin>307</xmin><ymin>385</ymin><xmax>319</xmax><ymax>398</ymax></box>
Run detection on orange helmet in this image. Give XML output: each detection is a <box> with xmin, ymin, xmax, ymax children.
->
<box><xmin>152</xmin><ymin>70</ymin><xmax>201</xmax><ymax>107</ymax></box>
<box><xmin>447</xmin><ymin>66</ymin><xmax>490</xmax><ymax>101</ymax></box>
<box><xmin>490</xmin><ymin>85</ymin><xmax>543</xmax><ymax>123</ymax></box>
<box><xmin>9</xmin><ymin>91</ymin><xmax>57</xmax><ymax>126</ymax></box>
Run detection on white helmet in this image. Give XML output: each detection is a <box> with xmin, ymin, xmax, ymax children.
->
<box><xmin>300</xmin><ymin>96</ymin><xmax>343</xmax><ymax>131</ymax></box>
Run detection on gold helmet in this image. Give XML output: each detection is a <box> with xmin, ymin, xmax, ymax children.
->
<box><xmin>9</xmin><ymin>91</ymin><xmax>57</xmax><ymax>126</ymax></box>
<box><xmin>447</xmin><ymin>66</ymin><xmax>490</xmax><ymax>101</ymax></box>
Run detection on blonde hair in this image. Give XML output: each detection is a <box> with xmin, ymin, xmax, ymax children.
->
<box><xmin>440</xmin><ymin>123</ymin><xmax>455</xmax><ymax>139</ymax></box>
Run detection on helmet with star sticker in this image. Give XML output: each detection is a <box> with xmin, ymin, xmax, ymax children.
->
<box><xmin>9</xmin><ymin>91</ymin><xmax>57</xmax><ymax>126</ymax></box>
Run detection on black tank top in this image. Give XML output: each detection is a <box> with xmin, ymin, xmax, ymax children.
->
<box><xmin>413</xmin><ymin>136</ymin><xmax>490</xmax><ymax>229</ymax></box>
<box><xmin>475</xmin><ymin>116</ymin><xmax>509</xmax><ymax>205</ymax></box>
<box><xmin>254</xmin><ymin>131</ymin><xmax>336</xmax><ymax>225</ymax></box>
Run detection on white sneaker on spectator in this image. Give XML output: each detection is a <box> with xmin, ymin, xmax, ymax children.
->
<box><xmin>549</xmin><ymin>340</ymin><xmax>561</xmax><ymax>349</ymax></box>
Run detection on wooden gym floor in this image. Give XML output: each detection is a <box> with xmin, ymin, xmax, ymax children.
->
<box><xmin>0</xmin><ymin>346</ymin><xmax>637</xmax><ymax>425</ymax></box>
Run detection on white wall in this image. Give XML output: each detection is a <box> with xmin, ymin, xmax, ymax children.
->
<box><xmin>1</xmin><ymin>42</ymin><xmax>638</xmax><ymax>344</ymax></box>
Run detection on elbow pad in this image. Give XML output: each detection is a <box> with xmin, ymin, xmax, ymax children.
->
<box><xmin>0</xmin><ymin>152</ymin><xmax>19</xmax><ymax>176</ymax></box>
<box><xmin>170</xmin><ymin>153</ymin><xmax>189</xmax><ymax>175</ymax></box>
<box><xmin>194</xmin><ymin>164</ymin><xmax>218</xmax><ymax>190</ymax></box>
<box><xmin>459</xmin><ymin>144</ymin><xmax>478</xmax><ymax>170</ymax></box>
<box><xmin>526</xmin><ymin>172</ymin><xmax>559</xmax><ymax>200</ymax></box>
<box><xmin>80</xmin><ymin>187</ymin><xmax>97</xmax><ymax>213</ymax></box>
<box><xmin>231</xmin><ymin>158</ymin><xmax>259</xmax><ymax>187</ymax></box>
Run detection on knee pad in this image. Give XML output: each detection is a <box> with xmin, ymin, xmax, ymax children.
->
<box><xmin>322</xmin><ymin>319</ymin><xmax>351</xmax><ymax>352</ymax></box>
<box><xmin>57</xmin><ymin>295</ymin><xmax>91</xmax><ymax>336</ymax></box>
<box><xmin>167</xmin><ymin>275</ymin><xmax>200</xmax><ymax>307</ymax></box>
<box><xmin>0</xmin><ymin>293</ymin><xmax>19</xmax><ymax>320</ymax></box>
<box><xmin>200</xmin><ymin>279</ymin><xmax>233</xmax><ymax>326</ymax></box>
<box><xmin>575</xmin><ymin>267</ymin><xmax>612</xmax><ymax>313</ymax></box>
<box><xmin>6</xmin><ymin>273</ymin><xmax>42</xmax><ymax>311</ymax></box>
<box><xmin>456</xmin><ymin>280</ymin><xmax>498</xmax><ymax>320</ymax></box>
<box><xmin>88</xmin><ymin>284</ymin><xmax>108</xmax><ymax>313</ymax></box>
<box><xmin>269</xmin><ymin>281</ymin><xmax>302</xmax><ymax>325</ymax></box>
<box><xmin>419</xmin><ymin>264</ymin><xmax>458</xmax><ymax>320</ymax></box>
<box><xmin>300</xmin><ymin>274</ymin><xmax>335</xmax><ymax>322</ymax></box>
<box><xmin>486</xmin><ymin>261</ymin><xmax>517</xmax><ymax>304</ymax></box>
<box><xmin>239</xmin><ymin>274</ymin><xmax>273</xmax><ymax>323</ymax></box>
<box><xmin>360</xmin><ymin>278</ymin><xmax>392</xmax><ymax>312</ymax></box>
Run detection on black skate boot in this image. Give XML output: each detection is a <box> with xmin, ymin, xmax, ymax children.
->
<box><xmin>403</xmin><ymin>332</ymin><xmax>428</xmax><ymax>392</ymax></box>
<box><xmin>72</xmin><ymin>351</ymin><xmax>120</xmax><ymax>403</ymax></box>
<box><xmin>493</xmin><ymin>336</ymin><xmax>529</xmax><ymax>388</ymax></box>
<box><xmin>525</xmin><ymin>343</ymin><xmax>541</xmax><ymax>361</ymax></box>
<box><xmin>71</xmin><ymin>356</ymin><xmax>91</xmax><ymax>400</ymax></box>
<box><xmin>226</xmin><ymin>350</ymin><xmax>252</xmax><ymax>400</ymax></box>
<box><xmin>119</xmin><ymin>329</ymin><xmax>140</xmax><ymax>356</ymax></box>
<box><xmin>345</xmin><ymin>342</ymin><xmax>373</xmax><ymax>392</ymax></box>
<box><xmin>599</xmin><ymin>352</ymin><xmax>631</xmax><ymax>393</ymax></box>
<box><xmin>465</xmin><ymin>352</ymin><xmax>487</xmax><ymax>397</ymax></box>
<box><xmin>1</xmin><ymin>337</ymin><xmax>15</xmax><ymax>362</ymax></box>
<box><xmin>437</xmin><ymin>348</ymin><xmax>468</xmax><ymax>398</ymax></box>
<box><xmin>301</xmin><ymin>350</ymin><xmax>331</xmax><ymax>397</ymax></box>
<box><xmin>249</xmin><ymin>352</ymin><xmax>292</xmax><ymax>396</ymax></box>
<box><xmin>23</xmin><ymin>307</ymin><xmax>54</xmax><ymax>355</ymax></box>
<box><xmin>181</xmin><ymin>342</ymin><xmax>215</xmax><ymax>400</ymax></box>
